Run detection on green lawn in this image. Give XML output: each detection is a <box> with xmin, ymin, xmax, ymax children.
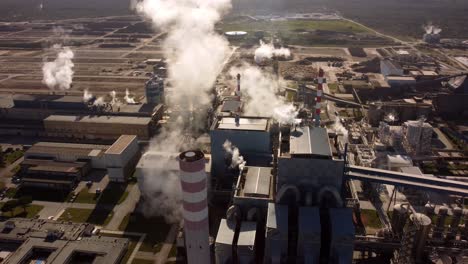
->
<box><xmin>119</xmin><ymin>213</ymin><xmax>172</xmax><ymax>253</ymax></box>
<box><xmin>5</xmin><ymin>188</ymin><xmax>17</xmax><ymax>198</ymax></box>
<box><xmin>0</xmin><ymin>203</ymin><xmax>43</xmax><ymax>218</ymax></box>
<box><xmin>361</xmin><ymin>209</ymin><xmax>383</xmax><ymax>229</ymax></box>
<box><xmin>328</xmin><ymin>83</ymin><xmax>339</xmax><ymax>93</ymax></box>
<box><xmin>4</xmin><ymin>150</ymin><xmax>24</xmax><ymax>165</ymax></box>
<box><xmin>72</xmin><ymin>184</ymin><xmax>129</xmax><ymax>205</ymax></box>
<box><xmin>73</xmin><ymin>190</ymin><xmax>99</xmax><ymax>204</ymax></box>
<box><xmin>58</xmin><ymin>208</ymin><xmax>113</xmax><ymax>226</ymax></box>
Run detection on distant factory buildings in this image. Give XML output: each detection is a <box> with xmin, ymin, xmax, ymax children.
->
<box><xmin>19</xmin><ymin>135</ymin><xmax>140</xmax><ymax>189</ymax></box>
<box><xmin>0</xmin><ymin>93</ymin><xmax>163</xmax><ymax>139</ymax></box>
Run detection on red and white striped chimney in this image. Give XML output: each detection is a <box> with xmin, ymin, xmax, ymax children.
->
<box><xmin>179</xmin><ymin>150</ymin><xmax>210</xmax><ymax>264</ymax></box>
<box><xmin>315</xmin><ymin>68</ymin><xmax>325</xmax><ymax>127</ymax></box>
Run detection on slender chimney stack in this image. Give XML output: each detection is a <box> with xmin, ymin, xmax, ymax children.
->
<box><xmin>236</xmin><ymin>73</ymin><xmax>241</xmax><ymax>100</ymax></box>
<box><xmin>315</xmin><ymin>68</ymin><xmax>325</xmax><ymax>127</ymax></box>
<box><xmin>179</xmin><ymin>150</ymin><xmax>210</xmax><ymax>264</ymax></box>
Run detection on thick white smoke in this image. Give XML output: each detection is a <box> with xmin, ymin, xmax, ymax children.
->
<box><xmin>133</xmin><ymin>0</ymin><xmax>233</xmax><ymax>222</ymax></box>
<box><xmin>42</xmin><ymin>45</ymin><xmax>74</xmax><ymax>90</ymax></box>
<box><xmin>93</xmin><ymin>97</ymin><xmax>105</xmax><ymax>106</ymax></box>
<box><xmin>334</xmin><ymin>116</ymin><xmax>348</xmax><ymax>142</ymax></box>
<box><xmin>83</xmin><ymin>89</ymin><xmax>93</xmax><ymax>102</ymax></box>
<box><xmin>110</xmin><ymin>91</ymin><xmax>120</xmax><ymax>105</ymax></box>
<box><xmin>134</xmin><ymin>0</ymin><xmax>232</xmax><ymax>109</ymax></box>
<box><xmin>223</xmin><ymin>140</ymin><xmax>246</xmax><ymax>171</ymax></box>
<box><xmin>230</xmin><ymin>65</ymin><xmax>298</xmax><ymax>124</ymax></box>
<box><xmin>124</xmin><ymin>89</ymin><xmax>136</xmax><ymax>104</ymax></box>
<box><xmin>254</xmin><ymin>40</ymin><xmax>291</xmax><ymax>65</ymax></box>
<box><xmin>424</xmin><ymin>23</ymin><xmax>442</xmax><ymax>34</ymax></box>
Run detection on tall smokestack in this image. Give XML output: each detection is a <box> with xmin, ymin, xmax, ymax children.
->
<box><xmin>179</xmin><ymin>150</ymin><xmax>210</xmax><ymax>264</ymax></box>
<box><xmin>315</xmin><ymin>68</ymin><xmax>325</xmax><ymax>127</ymax></box>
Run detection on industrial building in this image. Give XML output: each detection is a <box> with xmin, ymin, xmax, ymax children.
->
<box><xmin>380</xmin><ymin>59</ymin><xmax>404</xmax><ymax>77</ymax></box>
<box><xmin>19</xmin><ymin>135</ymin><xmax>140</xmax><ymax>189</ymax></box>
<box><xmin>0</xmin><ymin>93</ymin><xmax>163</xmax><ymax>137</ymax></box>
<box><xmin>0</xmin><ymin>218</ymin><xmax>128</xmax><ymax>264</ymax></box>
<box><xmin>44</xmin><ymin>115</ymin><xmax>153</xmax><ymax>140</ymax></box>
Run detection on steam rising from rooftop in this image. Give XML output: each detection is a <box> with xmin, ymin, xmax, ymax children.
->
<box><xmin>424</xmin><ymin>23</ymin><xmax>442</xmax><ymax>35</ymax></box>
<box><xmin>254</xmin><ymin>40</ymin><xmax>291</xmax><ymax>65</ymax></box>
<box><xmin>42</xmin><ymin>44</ymin><xmax>75</xmax><ymax>90</ymax></box>
<box><xmin>83</xmin><ymin>89</ymin><xmax>93</xmax><ymax>102</ymax></box>
<box><xmin>124</xmin><ymin>89</ymin><xmax>136</xmax><ymax>104</ymax></box>
<box><xmin>223</xmin><ymin>140</ymin><xmax>246</xmax><ymax>171</ymax></box>
<box><xmin>229</xmin><ymin>65</ymin><xmax>298</xmax><ymax>124</ymax></box>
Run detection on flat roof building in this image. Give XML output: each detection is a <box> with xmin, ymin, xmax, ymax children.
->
<box><xmin>44</xmin><ymin>115</ymin><xmax>153</xmax><ymax>140</ymax></box>
<box><xmin>0</xmin><ymin>218</ymin><xmax>128</xmax><ymax>264</ymax></box>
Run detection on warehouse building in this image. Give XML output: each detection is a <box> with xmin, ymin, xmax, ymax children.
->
<box><xmin>19</xmin><ymin>135</ymin><xmax>140</xmax><ymax>189</ymax></box>
<box><xmin>0</xmin><ymin>218</ymin><xmax>128</xmax><ymax>264</ymax></box>
<box><xmin>44</xmin><ymin>115</ymin><xmax>153</xmax><ymax>140</ymax></box>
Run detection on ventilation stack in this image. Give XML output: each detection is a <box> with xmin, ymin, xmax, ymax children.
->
<box><xmin>236</xmin><ymin>73</ymin><xmax>241</xmax><ymax>99</ymax></box>
<box><xmin>179</xmin><ymin>150</ymin><xmax>210</xmax><ymax>264</ymax></box>
<box><xmin>314</xmin><ymin>68</ymin><xmax>325</xmax><ymax>127</ymax></box>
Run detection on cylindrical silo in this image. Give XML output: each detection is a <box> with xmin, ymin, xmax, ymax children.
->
<box><xmin>179</xmin><ymin>150</ymin><xmax>210</xmax><ymax>264</ymax></box>
<box><xmin>391</xmin><ymin>204</ymin><xmax>409</xmax><ymax>236</ymax></box>
<box><xmin>410</xmin><ymin>213</ymin><xmax>431</xmax><ymax>261</ymax></box>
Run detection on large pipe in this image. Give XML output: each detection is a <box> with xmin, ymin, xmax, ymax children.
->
<box><xmin>179</xmin><ymin>150</ymin><xmax>210</xmax><ymax>264</ymax></box>
<box><xmin>314</xmin><ymin>68</ymin><xmax>325</xmax><ymax>127</ymax></box>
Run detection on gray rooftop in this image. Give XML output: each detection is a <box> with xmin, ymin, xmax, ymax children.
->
<box><xmin>45</xmin><ymin>115</ymin><xmax>152</xmax><ymax>125</ymax></box>
<box><xmin>221</xmin><ymin>100</ymin><xmax>242</xmax><ymax>113</ymax></box>
<box><xmin>105</xmin><ymin>135</ymin><xmax>137</xmax><ymax>155</ymax></box>
<box><xmin>237</xmin><ymin>221</ymin><xmax>257</xmax><ymax>247</ymax></box>
<box><xmin>215</xmin><ymin>117</ymin><xmax>269</xmax><ymax>131</ymax></box>
<box><xmin>215</xmin><ymin>219</ymin><xmax>236</xmax><ymax>246</ymax></box>
<box><xmin>242</xmin><ymin>167</ymin><xmax>272</xmax><ymax>198</ymax></box>
<box><xmin>289</xmin><ymin>126</ymin><xmax>332</xmax><ymax>157</ymax></box>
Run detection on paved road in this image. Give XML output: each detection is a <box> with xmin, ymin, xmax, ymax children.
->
<box><xmin>105</xmin><ymin>184</ymin><xmax>140</xmax><ymax>230</ymax></box>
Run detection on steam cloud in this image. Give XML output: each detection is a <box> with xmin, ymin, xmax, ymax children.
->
<box><xmin>110</xmin><ymin>91</ymin><xmax>120</xmax><ymax>105</ymax></box>
<box><xmin>334</xmin><ymin>115</ymin><xmax>348</xmax><ymax>142</ymax></box>
<box><xmin>229</xmin><ymin>65</ymin><xmax>298</xmax><ymax>124</ymax></box>
<box><xmin>254</xmin><ymin>40</ymin><xmax>291</xmax><ymax>65</ymax></box>
<box><xmin>133</xmin><ymin>0</ymin><xmax>233</xmax><ymax>222</ymax></box>
<box><xmin>223</xmin><ymin>140</ymin><xmax>246</xmax><ymax>171</ymax></box>
<box><xmin>424</xmin><ymin>23</ymin><xmax>442</xmax><ymax>35</ymax></box>
<box><xmin>83</xmin><ymin>89</ymin><xmax>93</xmax><ymax>102</ymax></box>
<box><xmin>42</xmin><ymin>45</ymin><xmax>74</xmax><ymax>90</ymax></box>
<box><xmin>124</xmin><ymin>89</ymin><xmax>136</xmax><ymax>104</ymax></box>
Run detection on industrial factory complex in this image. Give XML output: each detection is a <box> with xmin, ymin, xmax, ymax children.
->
<box><xmin>0</xmin><ymin>2</ymin><xmax>467</xmax><ymax>264</ymax></box>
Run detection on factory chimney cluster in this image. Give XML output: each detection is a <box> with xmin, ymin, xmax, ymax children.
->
<box><xmin>178</xmin><ymin>150</ymin><xmax>211</xmax><ymax>264</ymax></box>
<box><xmin>315</xmin><ymin>68</ymin><xmax>325</xmax><ymax>127</ymax></box>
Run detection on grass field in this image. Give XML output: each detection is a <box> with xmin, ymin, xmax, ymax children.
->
<box><xmin>220</xmin><ymin>19</ymin><xmax>370</xmax><ymax>34</ymax></box>
<box><xmin>360</xmin><ymin>209</ymin><xmax>383</xmax><ymax>229</ymax></box>
<box><xmin>58</xmin><ymin>208</ymin><xmax>113</xmax><ymax>226</ymax></box>
<box><xmin>0</xmin><ymin>203</ymin><xmax>43</xmax><ymax>218</ymax></box>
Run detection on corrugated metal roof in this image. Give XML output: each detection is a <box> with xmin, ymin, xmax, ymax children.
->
<box><xmin>243</xmin><ymin>167</ymin><xmax>271</xmax><ymax>197</ymax></box>
<box><xmin>45</xmin><ymin>115</ymin><xmax>152</xmax><ymax>125</ymax></box>
<box><xmin>289</xmin><ymin>126</ymin><xmax>331</xmax><ymax>157</ymax></box>
<box><xmin>221</xmin><ymin>100</ymin><xmax>242</xmax><ymax>113</ymax></box>
<box><xmin>105</xmin><ymin>135</ymin><xmax>137</xmax><ymax>155</ymax></box>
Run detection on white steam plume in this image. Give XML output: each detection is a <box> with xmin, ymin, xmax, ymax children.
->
<box><xmin>254</xmin><ymin>40</ymin><xmax>291</xmax><ymax>65</ymax></box>
<box><xmin>223</xmin><ymin>140</ymin><xmax>246</xmax><ymax>171</ymax></box>
<box><xmin>230</xmin><ymin>65</ymin><xmax>298</xmax><ymax>124</ymax></box>
<box><xmin>133</xmin><ymin>0</ymin><xmax>233</xmax><ymax>221</ymax></box>
<box><xmin>124</xmin><ymin>89</ymin><xmax>136</xmax><ymax>104</ymax></box>
<box><xmin>134</xmin><ymin>0</ymin><xmax>232</xmax><ymax>109</ymax></box>
<box><xmin>424</xmin><ymin>23</ymin><xmax>442</xmax><ymax>35</ymax></box>
<box><xmin>83</xmin><ymin>89</ymin><xmax>93</xmax><ymax>102</ymax></box>
<box><xmin>334</xmin><ymin>116</ymin><xmax>348</xmax><ymax>142</ymax></box>
<box><xmin>93</xmin><ymin>97</ymin><xmax>105</xmax><ymax>106</ymax></box>
<box><xmin>42</xmin><ymin>45</ymin><xmax>74</xmax><ymax>90</ymax></box>
<box><xmin>110</xmin><ymin>90</ymin><xmax>120</xmax><ymax>105</ymax></box>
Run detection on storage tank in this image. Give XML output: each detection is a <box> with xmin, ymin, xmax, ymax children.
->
<box><xmin>179</xmin><ymin>150</ymin><xmax>210</xmax><ymax>264</ymax></box>
<box><xmin>391</xmin><ymin>204</ymin><xmax>409</xmax><ymax>236</ymax></box>
<box><xmin>145</xmin><ymin>75</ymin><xmax>164</xmax><ymax>104</ymax></box>
<box><xmin>410</xmin><ymin>213</ymin><xmax>431</xmax><ymax>260</ymax></box>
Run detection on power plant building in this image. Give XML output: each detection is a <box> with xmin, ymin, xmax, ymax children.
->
<box><xmin>265</xmin><ymin>203</ymin><xmax>289</xmax><ymax>264</ymax></box>
<box><xmin>215</xmin><ymin>219</ymin><xmax>237</xmax><ymax>264</ymax></box>
<box><xmin>44</xmin><ymin>115</ymin><xmax>153</xmax><ymax>140</ymax></box>
<box><xmin>297</xmin><ymin>207</ymin><xmax>321</xmax><ymax>264</ymax></box>
<box><xmin>19</xmin><ymin>135</ymin><xmax>140</xmax><ymax>189</ymax></box>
